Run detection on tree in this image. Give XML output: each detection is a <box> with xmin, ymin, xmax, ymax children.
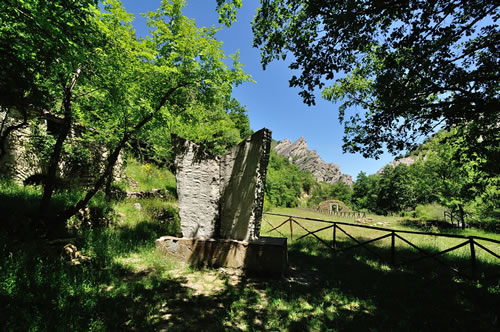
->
<box><xmin>252</xmin><ymin>0</ymin><xmax>500</xmax><ymax>159</ymax></box>
<box><xmin>0</xmin><ymin>0</ymin><xmax>98</xmax><ymax>113</ymax></box>
<box><xmin>0</xmin><ymin>0</ymin><xmax>101</xmax><ymax>219</ymax></box>
<box><xmin>265</xmin><ymin>151</ymin><xmax>313</xmax><ymax>207</ymax></box>
<box><xmin>352</xmin><ymin>172</ymin><xmax>378</xmax><ymax>212</ymax></box>
<box><xmin>61</xmin><ymin>0</ymin><xmax>251</xmax><ymax>220</ymax></box>
<box><xmin>1</xmin><ymin>0</ymin><xmax>251</xmax><ymax>228</ymax></box>
<box><xmin>376</xmin><ymin>164</ymin><xmax>417</xmax><ymax>214</ymax></box>
<box><xmin>419</xmin><ymin>130</ymin><xmax>499</xmax><ymax>228</ymax></box>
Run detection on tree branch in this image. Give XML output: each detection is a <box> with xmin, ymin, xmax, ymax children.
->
<box><xmin>0</xmin><ymin>109</ymin><xmax>29</xmax><ymax>160</ymax></box>
<box><xmin>61</xmin><ymin>79</ymin><xmax>198</xmax><ymax>221</ymax></box>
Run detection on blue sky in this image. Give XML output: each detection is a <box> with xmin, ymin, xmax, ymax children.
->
<box><xmin>120</xmin><ymin>0</ymin><xmax>396</xmax><ymax>177</ymax></box>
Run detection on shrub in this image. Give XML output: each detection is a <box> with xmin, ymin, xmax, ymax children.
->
<box><xmin>125</xmin><ymin>158</ymin><xmax>176</xmax><ymax>194</ymax></box>
<box><xmin>414</xmin><ymin>203</ymin><xmax>446</xmax><ymax>221</ymax></box>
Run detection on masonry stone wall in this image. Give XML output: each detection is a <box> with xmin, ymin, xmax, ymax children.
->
<box><xmin>0</xmin><ymin>122</ymin><xmax>43</xmax><ymax>182</ymax></box>
<box><xmin>173</xmin><ymin>128</ymin><xmax>272</xmax><ymax>241</ymax></box>
<box><xmin>219</xmin><ymin>129</ymin><xmax>271</xmax><ymax>240</ymax></box>
<box><xmin>0</xmin><ymin>111</ymin><xmax>123</xmax><ymax>185</ymax></box>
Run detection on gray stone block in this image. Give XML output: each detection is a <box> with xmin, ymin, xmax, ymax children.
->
<box><xmin>173</xmin><ymin>128</ymin><xmax>272</xmax><ymax>241</ymax></box>
<box><xmin>156</xmin><ymin>236</ymin><xmax>288</xmax><ymax>276</ymax></box>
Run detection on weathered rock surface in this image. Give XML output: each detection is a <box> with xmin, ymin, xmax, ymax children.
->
<box><xmin>376</xmin><ymin>156</ymin><xmax>416</xmax><ymax>174</ymax></box>
<box><xmin>174</xmin><ymin>128</ymin><xmax>272</xmax><ymax>241</ymax></box>
<box><xmin>274</xmin><ymin>137</ymin><xmax>352</xmax><ymax>186</ymax></box>
<box><xmin>174</xmin><ymin>140</ymin><xmax>221</xmax><ymax>239</ymax></box>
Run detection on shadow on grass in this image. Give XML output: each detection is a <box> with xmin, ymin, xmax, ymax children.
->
<box><xmin>279</xmin><ymin>238</ymin><xmax>499</xmax><ymax>331</ymax></box>
<box><xmin>1</xmin><ymin>181</ymin><xmax>498</xmax><ymax>331</ymax></box>
<box><xmin>2</xmin><ymin>230</ymin><xmax>499</xmax><ymax>331</ymax></box>
<box><xmin>147</xmin><ymin>236</ymin><xmax>500</xmax><ymax>331</ymax></box>
<box><xmin>0</xmin><ymin>219</ymin><xmax>186</xmax><ymax>332</ymax></box>
<box><xmin>0</xmin><ymin>185</ymin><xmax>186</xmax><ymax>331</ymax></box>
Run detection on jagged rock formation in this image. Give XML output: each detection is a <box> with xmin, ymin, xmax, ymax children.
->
<box><xmin>376</xmin><ymin>156</ymin><xmax>416</xmax><ymax>174</ymax></box>
<box><xmin>274</xmin><ymin>137</ymin><xmax>352</xmax><ymax>186</ymax></box>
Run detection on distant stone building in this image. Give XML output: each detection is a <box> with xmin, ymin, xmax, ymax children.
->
<box><xmin>318</xmin><ymin>199</ymin><xmax>350</xmax><ymax>213</ymax></box>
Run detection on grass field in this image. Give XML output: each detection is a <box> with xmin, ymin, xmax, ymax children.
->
<box><xmin>1</xmin><ymin>178</ymin><xmax>499</xmax><ymax>331</ymax></box>
<box><xmin>262</xmin><ymin>208</ymin><xmax>500</xmax><ymax>278</ymax></box>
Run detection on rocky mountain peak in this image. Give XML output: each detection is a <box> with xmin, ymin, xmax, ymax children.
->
<box><xmin>274</xmin><ymin>137</ymin><xmax>353</xmax><ymax>186</ymax></box>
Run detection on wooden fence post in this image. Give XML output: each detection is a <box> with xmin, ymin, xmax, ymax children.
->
<box><xmin>289</xmin><ymin>217</ymin><xmax>293</xmax><ymax>241</ymax></box>
<box><xmin>391</xmin><ymin>231</ymin><xmax>396</xmax><ymax>266</ymax></box>
<box><xmin>333</xmin><ymin>224</ymin><xmax>337</xmax><ymax>251</ymax></box>
<box><xmin>469</xmin><ymin>238</ymin><xmax>476</xmax><ymax>278</ymax></box>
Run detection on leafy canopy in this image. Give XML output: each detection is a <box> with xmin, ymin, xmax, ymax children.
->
<box><xmin>0</xmin><ymin>0</ymin><xmax>99</xmax><ymax>111</ymax></box>
<box><xmin>252</xmin><ymin>0</ymin><xmax>500</xmax><ymax>159</ymax></box>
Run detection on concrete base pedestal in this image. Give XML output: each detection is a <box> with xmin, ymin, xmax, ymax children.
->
<box><xmin>155</xmin><ymin>236</ymin><xmax>288</xmax><ymax>276</ymax></box>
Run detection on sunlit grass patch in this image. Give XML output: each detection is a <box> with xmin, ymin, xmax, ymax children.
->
<box><xmin>124</xmin><ymin>158</ymin><xmax>176</xmax><ymax>193</ymax></box>
<box><xmin>263</xmin><ymin>207</ymin><xmax>500</xmax><ymax>267</ymax></box>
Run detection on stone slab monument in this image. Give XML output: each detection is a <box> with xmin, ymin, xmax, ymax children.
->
<box><xmin>156</xmin><ymin>128</ymin><xmax>288</xmax><ymax>275</ymax></box>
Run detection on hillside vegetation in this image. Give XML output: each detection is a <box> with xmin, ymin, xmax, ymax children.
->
<box><xmin>266</xmin><ymin>130</ymin><xmax>499</xmax><ymax>232</ymax></box>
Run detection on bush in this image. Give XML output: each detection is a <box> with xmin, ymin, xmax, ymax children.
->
<box><xmin>414</xmin><ymin>203</ymin><xmax>446</xmax><ymax>221</ymax></box>
<box><xmin>125</xmin><ymin>158</ymin><xmax>176</xmax><ymax>193</ymax></box>
<box><xmin>142</xmin><ymin>199</ymin><xmax>181</xmax><ymax>235</ymax></box>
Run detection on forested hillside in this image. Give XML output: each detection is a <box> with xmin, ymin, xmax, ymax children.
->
<box><xmin>266</xmin><ymin>131</ymin><xmax>499</xmax><ymax>231</ymax></box>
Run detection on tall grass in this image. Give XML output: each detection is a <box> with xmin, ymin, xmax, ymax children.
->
<box><xmin>124</xmin><ymin>158</ymin><xmax>176</xmax><ymax>193</ymax></box>
<box><xmin>0</xmin><ymin>178</ymin><xmax>181</xmax><ymax>331</ymax></box>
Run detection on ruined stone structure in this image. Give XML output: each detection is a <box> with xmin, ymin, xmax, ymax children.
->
<box><xmin>0</xmin><ymin>110</ymin><xmax>42</xmax><ymax>182</ymax></box>
<box><xmin>173</xmin><ymin>128</ymin><xmax>272</xmax><ymax>241</ymax></box>
<box><xmin>0</xmin><ymin>110</ymin><xmax>123</xmax><ymax>185</ymax></box>
<box><xmin>318</xmin><ymin>199</ymin><xmax>350</xmax><ymax>213</ymax></box>
<box><xmin>158</xmin><ymin>128</ymin><xmax>288</xmax><ymax>275</ymax></box>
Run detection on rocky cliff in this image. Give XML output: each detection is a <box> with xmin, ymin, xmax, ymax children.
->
<box><xmin>376</xmin><ymin>156</ymin><xmax>416</xmax><ymax>174</ymax></box>
<box><xmin>274</xmin><ymin>137</ymin><xmax>353</xmax><ymax>186</ymax></box>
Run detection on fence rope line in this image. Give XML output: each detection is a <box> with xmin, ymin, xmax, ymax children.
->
<box><xmin>263</xmin><ymin>212</ymin><xmax>500</xmax><ymax>280</ymax></box>
<box><xmin>394</xmin><ymin>233</ymin><xmax>460</xmax><ymax>273</ymax></box>
<box><xmin>335</xmin><ymin>224</ymin><xmax>388</xmax><ymax>262</ymax></box>
<box><xmin>473</xmin><ymin>241</ymin><xmax>500</xmax><ymax>260</ymax></box>
<box><xmin>263</xmin><ymin>216</ymin><xmax>286</xmax><ymax>238</ymax></box>
<box><xmin>294</xmin><ymin>224</ymin><xmax>334</xmax><ymax>242</ymax></box>
<box><xmin>292</xmin><ymin>218</ymin><xmax>332</xmax><ymax>249</ymax></box>
<box><xmin>339</xmin><ymin>233</ymin><xmax>392</xmax><ymax>253</ymax></box>
<box><xmin>264</xmin><ymin>213</ymin><xmax>500</xmax><ymax>245</ymax></box>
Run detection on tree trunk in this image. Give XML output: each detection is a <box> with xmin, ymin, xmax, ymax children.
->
<box><xmin>458</xmin><ymin>204</ymin><xmax>465</xmax><ymax>229</ymax></box>
<box><xmin>60</xmin><ymin>81</ymin><xmax>193</xmax><ymax>221</ymax></box>
<box><xmin>62</xmin><ymin>132</ymin><xmax>129</xmax><ymax>220</ymax></box>
<box><xmin>104</xmin><ymin>169</ymin><xmax>113</xmax><ymax>202</ymax></box>
<box><xmin>39</xmin><ymin>68</ymin><xmax>81</xmax><ymax>222</ymax></box>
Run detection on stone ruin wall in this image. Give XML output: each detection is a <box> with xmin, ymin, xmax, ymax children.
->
<box><xmin>0</xmin><ymin>111</ymin><xmax>123</xmax><ymax>184</ymax></box>
<box><xmin>173</xmin><ymin>140</ymin><xmax>221</xmax><ymax>239</ymax></box>
<box><xmin>174</xmin><ymin>128</ymin><xmax>272</xmax><ymax>242</ymax></box>
<box><xmin>219</xmin><ymin>128</ymin><xmax>271</xmax><ymax>240</ymax></box>
<box><xmin>0</xmin><ymin>111</ymin><xmax>43</xmax><ymax>182</ymax></box>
